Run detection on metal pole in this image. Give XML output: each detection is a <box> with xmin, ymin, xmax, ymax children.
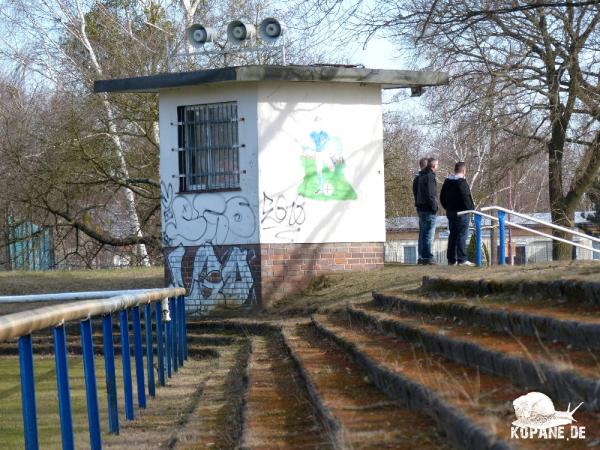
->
<box><xmin>155</xmin><ymin>302</ymin><xmax>165</xmax><ymax>386</ymax></box>
<box><xmin>177</xmin><ymin>296</ymin><xmax>185</xmax><ymax>366</ymax></box>
<box><xmin>508</xmin><ymin>170</ymin><xmax>514</xmax><ymax>265</ymax></box>
<box><xmin>80</xmin><ymin>319</ymin><xmax>101</xmax><ymax>450</ymax></box>
<box><xmin>182</xmin><ymin>296</ymin><xmax>188</xmax><ymax>361</ymax></box>
<box><xmin>165</xmin><ymin>306</ymin><xmax>172</xmax><ymax>378</ymax></box>
<box><xmin>102</xmin><ymin>314</ymin><xmax>119</xmax><ymax>434</ymax></box>
<box><xmin>132</xmin><ymin>306</ymin><xmax>146</xmax><ymax>409</ymax></box>
<box><xmin>18</xmin><ymin>334</ymin><xmax>38</xmax><ymax>450</ymax></box>
<box><xmin>53</xmin><ymin>325</ymin><xmax>74</xmax><ymax>450</ymax></box>
<box><xmin>170</xmin><ymin>298</ymin><xmax>178</xmax><ymax>373</ymax></box>
<box><xmin>119</xmin><ymin>309</ymin><xmax>134</xmax><ymax>420</ymax></box>
<box><xmin>498</xmin><ymin>210</ymin><xmax>506</xmax><ymax>265</ymax></box>
<box><xmin>144</xmin><ymin>303</ymin><xmax>155</xmax><ymax>397</ymax></box>
<box><xmin>474</xmin><ymin>214</ymin><xmax>482</xmax><ymax>267</ymax></box>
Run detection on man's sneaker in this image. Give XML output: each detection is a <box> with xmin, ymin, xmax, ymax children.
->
<box><xmin>423</xmin><ymin>260</ymin><xmax>437</xmax><ymax>265</ymax></box>
<box><xmin>457</xmin><ymin>261</ymin><xmax>475</xmax><ymax>266</ymax></box>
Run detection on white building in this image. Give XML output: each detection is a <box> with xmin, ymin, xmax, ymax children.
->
<box><xmin>95</xmin><ymin>65</ymin><xmax>447</xmax><ymax>313</ymax></box>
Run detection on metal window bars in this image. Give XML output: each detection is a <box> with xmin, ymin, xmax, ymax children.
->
<box><xmin>177</xmin><ymin>102</ymin><xmax>240</xmax><ymax>192</ymax></box>
<box><xmin>0</xmin><ymin>287</ymin><xmax>187</xmax><ymax>450</ymax></box>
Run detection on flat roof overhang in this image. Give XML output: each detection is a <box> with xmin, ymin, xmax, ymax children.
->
<box><xmin>93</xmin><ymin>65</ymin><xmax>449</xmax><ymax>93</ymax></box>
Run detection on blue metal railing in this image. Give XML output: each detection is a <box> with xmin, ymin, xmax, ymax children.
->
<box><xmin>459</xmin><ymin>208</ymin><xmax>600</xmax><ymax>267</ymax></box>
<box><xmin>0</xmin><ymin>288</ymin><xmax>187</xmax><ymax>450</ymax></box>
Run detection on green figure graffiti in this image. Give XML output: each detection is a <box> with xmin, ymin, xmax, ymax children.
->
<box><xmin>298</xmin><ymin>130</ymin><xmax>357</xmax><ymax>201</ymax></box>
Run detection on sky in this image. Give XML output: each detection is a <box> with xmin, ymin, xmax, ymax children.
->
<box><xmin>346</xmin><ymin>36</ymin><xmax>428</xmax><ymax>117</ymax></box>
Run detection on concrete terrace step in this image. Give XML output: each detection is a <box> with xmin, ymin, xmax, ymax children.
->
<box><xmin>282</xmin><ymin>323</ymin><xmax>451</xmax><ymax>449</ymax></box>
<box><xmin>241</xmin><ymin>335</ymin><xmax>330</xmax><ymax>449</ymax></box>
<box><xmin>312</xmin><ymin>313</ymin><xmax>600</xmax><ymax>450</ymax></box>
<box><xmin>421</xmin><ymin>276</ymin><xmax>600</xmax><ymax>306</ymax></box>
<box><xmin>350</xmin><ymin>303</ymin><xmax>600</xmax><ymax>410</ymax></box>
<box><xmin>173</xmin><ymin>339</ymin><xmax>250</xmax><ymax>449</ymax></box>
<box><xmin>374</xmin><ymin>291</ymin><xmax>600</xmax><ymax>349</ymax></box>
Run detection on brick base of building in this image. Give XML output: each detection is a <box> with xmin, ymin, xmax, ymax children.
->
<box><xmin>164</xmin><ymin>242</ymin><xmax>384</xmax><ymax>313</ymax></box>
<box><xmin>259</xmin><ymin>242</ymin><xmax>384</xmax><ymax>306</ymax></box>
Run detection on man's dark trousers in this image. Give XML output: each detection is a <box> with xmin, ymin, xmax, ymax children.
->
<box><xmin>447</xmin><ymin>214</ymin><xmax>469</xmax><ymax>265</ymax></box>
<box><xmin>418</xmin><ymin>212</ymin><xmax>436</xmax><ymax>263</ymax></box>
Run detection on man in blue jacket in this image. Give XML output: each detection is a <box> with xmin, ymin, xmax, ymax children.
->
<box><xmin>440</xmin><ymin>162</ymin><xmax>475</xmax><ymax>266</ymax></box>
<box><xmin>413</xmin><ymin>158</ymin><xmax>438</xmax><ymax>265</ymax></box>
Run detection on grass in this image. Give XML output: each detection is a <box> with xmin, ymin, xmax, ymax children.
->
<box><xmin>0</xmin><ymin>355</ymin><xmax>142</xmax><ymax>450</ymax></box>
<box><xmin>267</xmin><ymin>260</ymin><xmax>600</xmax><ymax>316</ymax></box>
<box><xmin>0</xmin><ymin>267</ymin><xmax>164</xmax><ymax>315</ymax></box>
<box><xmin>0</xmin><ymin>267</ymin><xmax>164</xmax><ymax>296</ymax></box>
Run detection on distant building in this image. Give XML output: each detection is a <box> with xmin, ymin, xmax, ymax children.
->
<box><xmin>386</xmin><ymin>212</ymin><xmax>600</xmax><ymax>265</ymax></box>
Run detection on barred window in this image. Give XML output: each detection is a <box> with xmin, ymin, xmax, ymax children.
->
<box><xmin>177</xmin><ymin>102</ymin><xmax>240</xmax><ymax>192</ymax></box>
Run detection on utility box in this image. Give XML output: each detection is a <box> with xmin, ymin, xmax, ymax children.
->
<box><xmin>95</xmin><ymin>65</ymin><xmax>448</xmax><ymax>313</ymax></box>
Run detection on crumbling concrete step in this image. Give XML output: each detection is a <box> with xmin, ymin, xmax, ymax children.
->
<box><xmin>421</xmin><ymin>276</ymin><xmax>600</xmax><ymax>305</ymax></box>
<box><xmin>241</xmin><ymin>335</ymin><xmax>331</xmax><ymax>449</ymax></box>
<box><xmin>350</xmin><ymin>304</ymin><xmax>600</xmax><ymax>410</ymax></box>
<box><xmin>102</xmin><ymin>354</ymin><xmax>216</xmax><ymax>449</ymax></box>
<box><xmin>374</xmin><ymin>291</ymin><xmax>600</xmax><ymax>349</ymax></box>
<box><xmin>283</xmin><ymin>324</ymin><xmax>451</xmax><ymax>449</ymax></box>
<box><xmin>312</xmin><ymin>313</ymin><xmax>600</xmax><ymax>450</ymax></box>
<box><xmin>174</xmin><ymin>340</ymin><xmax>251</xmax><ymax>449</ymax></box>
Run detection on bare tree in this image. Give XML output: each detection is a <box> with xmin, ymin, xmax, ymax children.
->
<box><xmin>299</xmin><ymin>0</ymin><xmax>600</xmax><ymax>260</ymax></box>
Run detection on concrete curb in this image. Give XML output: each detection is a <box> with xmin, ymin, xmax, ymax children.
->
<box><xmin>421</xmin><ymin>276</ymin><xmax>600</xmax><ymax>305</ymax></box>
<box><xmin>280</xmin><ymin>329</ymin><xmax>344</xmax><ymax>450</ymax></box>
<box><xmin>373</xmin><ymin>291</ymin><xmax>600</xmax><ymax>350</ymax></box>
<box><xmin>311</xmin><ymin>316</ymin><xmax>513</xmax><ymax>450</ymax></box>
<box><xmin>347</xmin><ymin>305</ymin><xmax>600</xmax><ymax>411</ymax></box>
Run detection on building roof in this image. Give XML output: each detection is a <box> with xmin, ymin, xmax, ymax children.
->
<box><xmin>386</xmin><ymin>211</ymin><xmax>594</xmax><ymax>232</ymax></box>
<box><xmin>93</xmin><ymin>64</ymin><xmax>449</xmax><ymax>94</ymax></box>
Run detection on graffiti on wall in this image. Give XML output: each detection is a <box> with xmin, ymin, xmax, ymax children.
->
<box><xmin>161</xmin><ymin>182</ymin><xmax>259</xmax><ymax>313</ymax></box>
<box><xmin>166</xmin><ymin>243</ymin><xmax>258</xmax><ymax>314</ymax></box>
<box><xmin>261</xmin><ymin>192</ymin><xmax>306</xmax><ymax>242</ymax></box>
<box><xmin>298</xmin><ymin>130</ymin><xmax>357</xmax><ymax>201</ymax></box>
<box><xmin>161</xmin><ymin>182</ymin><xmax>257</xmax><ymax>246</ymax></box>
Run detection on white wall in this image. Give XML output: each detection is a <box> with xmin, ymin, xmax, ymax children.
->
<box><xmin>158</xmin><ymin>84</ymin><xmax>260</xmax><ymax>248</ymax></box>
<box><xmin>257</xmin><ymin>82</ymin><xmax>386</xmax><ymax>244</ymax></box>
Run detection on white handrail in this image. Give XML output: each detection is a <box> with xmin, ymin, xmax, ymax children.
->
<box><xmin>457</xmin><ymin>210</ymin><xmax>600</xmax><ymax>255</ymax></box>
<box><xmin>0</xmin><ymin>289</ymin><xmax>156</xmax><ymax>304</ymax></box>
<box><xmin>480</xmin><ymin>206</ymin><xmax>600</xmax><ymax>244</ymax></box>
<box><xmin>0</xmin><ymin>287</ymin><xmax>186</xmax><ymax>342</ymax></box>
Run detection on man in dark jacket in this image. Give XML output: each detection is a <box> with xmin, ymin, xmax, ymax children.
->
<box><xmin>413</xmin><ymin>158</ymin><xmax>438</xmax><ymax>265</ymax></box>
<box><xmin>440</xmin><ymin>162</ymin><xmax>475</xmax><ymax>266</ymax></box>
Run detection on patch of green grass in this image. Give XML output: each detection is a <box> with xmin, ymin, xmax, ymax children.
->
<box><xmin>0</xmin><ymin>355</ymin><xmax>142</xmax><ymax>449</ymax></box>
<box><xmin>0</xmin><ymin>267</ymin><xmax>164</xmax><ymax>315</ymax></box>
<box><xmin>0</xmin><ymin>267</ymin><xmax>164</xmax><ymax>296</ymax></box>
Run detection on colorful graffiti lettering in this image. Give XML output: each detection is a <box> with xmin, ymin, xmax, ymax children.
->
<box><xmin>166</xmin><ymin>244</ymin><xmax>258</xmax><ymax>315</ymax></box>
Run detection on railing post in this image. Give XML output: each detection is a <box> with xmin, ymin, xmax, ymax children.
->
<box><xmin>53</xmin><ymin>325</ymin><xmax>74</xmax><ymax>450</ymax></box>
<box><xmin>498</xmin><ymin>210</ymin><xmax>506</xmax><ymax>265</ymax></box>
<box><xmin>177</xmin><ymin>296</ymin><xmax>185</xmax><ymax>366</ymax></box>
<box><xmin>102</xmin><ymin>314</ymin><xmax>119</xmax><ymax>434</ymax></box>
<box><xmin>132</xmin><ymin>305</ymin><xmax>146</xmax><ymax>409</ymax></box>
<box><xmin>80</xmin><ymin>319</ymin><xmax>102</xmax><ymax>450</ymax></box>
<box><xmin>155</xmin><ymin>301</ymin><xmax>165</xmax><ymax>386</ymax></box>
<box><xmin>18</xmin><ymin>334</ymin><xmax>38</xmax><ymax>450</ymax></box>
<box><xmin>119</xmin><ymin>309</ymin><xmax>135</xmax><ymax>420</ymax></box>
<box><xmin>181</xmin><ymin>296</ymin><xmax>188</xmax><ymax>361</ymax></box>
<box><xmin>170</xmin><ymin>298</ymin><xmax>178</xmax><ymax>373</ymax></box>
<box><xmin>474</xmin><ymin>214</ymin><xmax>482</xmax><ymax>267</ymax></box>
<box><xmin>145</xmin><ymin>303</ymin><xmax>156</xmax><ymax>397</ymax></box>
<box><xmin>165</xmin><ymin>301</ymin><xmax>172</xmax><ymax>379</ymax></box>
